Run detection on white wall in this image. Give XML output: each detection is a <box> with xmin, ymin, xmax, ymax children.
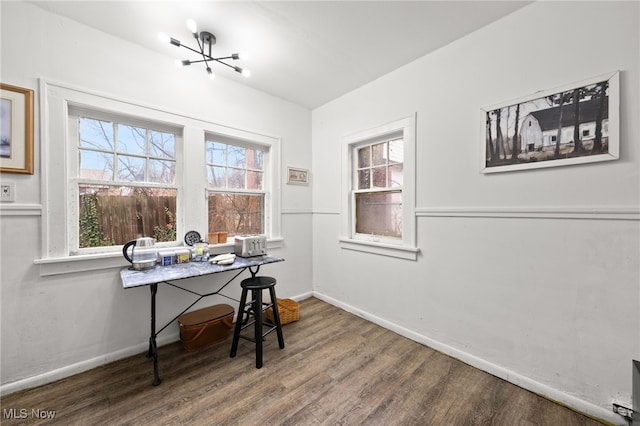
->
<box><xmin>312</xmin><ymin>2</ymin><xmax>638</xmax><ymax>424</ymax></box>
<box><xmin>2</xmin><ymin>2</ymin><xmax>639</xmax><ymax>423</ymax></box>
<box><xmin>0</xmin><ymin>2</ymin><xmax>313</xmax><ymax>392</ymax></box>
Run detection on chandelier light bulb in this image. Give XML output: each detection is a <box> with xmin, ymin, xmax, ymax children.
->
<box><xmin>186</xmin><ymin>19</ymin><xmax>198</xmax><ymax>35</ymax></box>
<box><xmin>157</xmin><ymin>32</ymin><xmax>170</xmax><ymax>44</ymax></box>
<box><xmin>232</xmin><ymin>53</ymin><xmax>248</xmax><ymax>61</ymax></box>
<box><xmin>242</xmin><ymin>69</ymin><xmax>251</xmax><ymax>78</ymax></box>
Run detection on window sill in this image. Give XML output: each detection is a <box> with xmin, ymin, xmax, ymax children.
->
<box><xmin>35</xmin><ymin>238</ymin><xmax>285</xmax><ymax>276</ymax></box>
<box><xmin>338</xmin><ymin>238</ymin><xmax>420</xmax><ymax>260</ymax></box>
<box><xmin>34</xmin><ymin>252</ymin><xmax>128</xmax><ymax>277</ymax></box>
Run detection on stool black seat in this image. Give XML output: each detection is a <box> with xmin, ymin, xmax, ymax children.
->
<box><xmin>230</xmin><ymin>276</ymin><xmax>285</xmax><ymax>368</ymax></box>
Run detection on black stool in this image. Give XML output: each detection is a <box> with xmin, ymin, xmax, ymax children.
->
<box><xmin>230</xmin><ymin>276</ymin><xmax>285</xmax><ymax>368</ymax></box>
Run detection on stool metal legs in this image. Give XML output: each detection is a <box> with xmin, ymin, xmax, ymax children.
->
<box><xmin>230</xmin><ymin>283</ymin><xmax>285</xmax><ymax>368</ymax></box>
<box><xmin>229</xmin><ymin>286</ymin><xmax>248</xmax><ymax>360</ymax></box>
<box><xmin>269</xmin><ymin>286</ymin><xmax>285</xmax><ymax>350</ymax></box>
<box><xmin>253</xmin><ymin>288</ymin><xmax>264</xmax><ymax>368</ymax></box>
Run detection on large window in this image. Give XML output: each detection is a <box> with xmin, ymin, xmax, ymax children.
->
<box><xmin>206</xmin><ymin>137</ymin><xmax>266</xmax><ymax>237</ymax></box>
<box><xmin>40</xmin><ymin>80</ymin><xmax>281</xmax><ymax>273</ymax></box>
<box><xmin>340</xmin><ymin>116</ymin><xmax>418</xmax><ymax>260</ymax></box>
<box><xmin>70</xmin><ymin>108</ymin><xmax>179</xmax><ymax>252</ymax></box>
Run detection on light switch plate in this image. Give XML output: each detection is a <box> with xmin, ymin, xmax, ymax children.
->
<box><xmin>1</xmin><ymin>182</ymin><xmax>16</xmax><ymax>202</ymax></box>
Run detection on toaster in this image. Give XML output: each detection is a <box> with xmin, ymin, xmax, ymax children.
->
<box><xmin>234</xmin><ymin>235</ymin><xmax>267</xmax><ymax>257</ymax></box>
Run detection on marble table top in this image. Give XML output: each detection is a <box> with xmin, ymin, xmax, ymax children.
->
<box><xmin>120</xmin><ymin>255</ymin><xmax>284</xmax><ymax>289</ymax></box>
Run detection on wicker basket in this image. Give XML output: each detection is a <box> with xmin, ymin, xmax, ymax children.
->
<box><xmin>266</xmin><ymin>298</ymin><xmax>299</xmax><ymax>324</ymax></box>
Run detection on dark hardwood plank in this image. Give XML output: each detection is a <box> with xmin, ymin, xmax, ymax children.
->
<box><xmin>0</xmin><ymin>297</ymin><xmax>606</xmax><ymax>425</ymax></box>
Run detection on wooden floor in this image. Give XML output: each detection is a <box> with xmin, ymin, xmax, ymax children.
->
<box><xmin>1</xmin><ymin>297</ymin><xmax>605</xmax><ymax>425</ymax></box>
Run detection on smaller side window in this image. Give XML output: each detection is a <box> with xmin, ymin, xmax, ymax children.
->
<box><xmin>353</xmin><ymin>137</ymin><xmax>404</xmax><ymax>239</ymax></box>
<box><xmin>205</xmin><ymin>137</ymin><xmax>266</xmax><ymax>239</ymax></box>
<box><xmin>340</xmin><ymin>115</ymin><xmax>418</xmax><ymax>260</ymax></box>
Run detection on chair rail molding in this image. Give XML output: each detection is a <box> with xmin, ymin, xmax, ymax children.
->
<box><xmin>415</xmin><ymin>206</ymin><xmax>640</xmax><ymax>221</ymax></box>
<box><xmin>0</xmin><ymin>203</ymin><xmax>42</xmax><ymax>216</ymax></box>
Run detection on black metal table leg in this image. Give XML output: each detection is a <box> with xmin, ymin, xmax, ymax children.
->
<box><xmin>249</xmin><ymin>265</ymin><xmax>260</xmax><ymax>279</ymax></box>
<box><xmin>148</xmin><ymin>283</ymin><xmax>161</xmax><ymax>386</ymax></box>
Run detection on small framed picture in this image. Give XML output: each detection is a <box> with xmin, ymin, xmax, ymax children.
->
<box><xmin>287</xmin><ymin>167</ymin><xmax>309</xmax><ymax>185</ymax></box>
<box><xmin>1</xmin><ymin>83</ymin><xmax>34</xmax><ymax>174</ymax></box>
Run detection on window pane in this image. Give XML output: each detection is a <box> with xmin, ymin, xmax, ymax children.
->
<box><xmin>228</xmin><ymin>145</ymin><xmax>246</xmax><ymax>168</ymax></box>
<box><xmin>79</xmin><ymin>184</ymin><xmax>177</xmax><ymax>247</ymax></box>
<box><xmin>247</xmin><ymin>170</ymin><xmax>263</xmax><ymax>190</ymax></box>
<box><xmin>206</xmin><ymin>141</ymin><xmax>226</xmax><ymax>165</ymax></box>
<box><xmin>228</xmin><ymin>168</ymin><xmax>245</xmax><ymax>189</ymax></box>
<box><xmin>389</xmin><ymin>139</ymin><xmax>403</xmax><ymax>164</ymax></box>
<box><xmin>358</xmin><ymin>169</ymin><xmax>370</xmax><ymax>189</ymax></box>
<box><xmin>149</xmin><ymin>159</ymin><xmax>175</xmax><ymax>184</ymax></box>
<box><xmin>208</xmin><ymin>193</ymin><xmax>264</xmax><ymax>237</ymax></box>
<box><xmin>118</xmin><ymin>155</ymin><xmax>146</xmax><ymax>181</ymax></box>
<box><xmin>79</xmin><ymin>117</ymin><xmax>113</xmax><ymax>150</ymax></box>
<box><xmin>207</xmin><ymin>166</ymin><xmax>226</xmax><ymax>188</ymax></box>
<box><xmin>372</xmin><ymin>166</ymin><xmax>387</xmax><ymax>188</ymax></box>
<box><xmin>355</xmin><ymin>190</ymin><xmax>402</xmax><ymax>238</ymax></box>
<box><xmin>117</xmin><ymin>124</ymin><xmax>146</xmax><ymax>155</ymax></box>
<box><xmin>388</xmin><ymin>164</ymin><xmax>403</xmax><ymax>187</ymax></box>
<box><xmin>358</xmin><ymin>146</ymin><xmax>370</xmax><ymax>168</ymax></box>
<box><xmin>372</xmin><ymin>142</ymin><xmax>387</xmax><ymax>166</ymax></box>
<box><xmin>149</xmin><ymin>131</ymin><xmax>175</xmax><ymax>159</ymax></box>
<box><xmin>247</xmin><ymin>148</ymin><xmax>263</xmax><ymax>170</ymax></box>
<box><xmin>80</xmin><ymin>150</ymin><xmax>114</xmax><ymax>180</ymax></box>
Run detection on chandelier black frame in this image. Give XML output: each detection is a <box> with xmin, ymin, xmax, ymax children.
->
<box><xmin>160</xmin><ymin>20</ymin><xmax>249</xmax><ymax>79</ymax></box>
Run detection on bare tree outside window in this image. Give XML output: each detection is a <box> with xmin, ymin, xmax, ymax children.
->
<box><xmin>206</xmin><ymin>139</ymin><xmax>265</xmax><ymax>237</ymax></box>
<box><xmin>77</xmin><ymin>117</ymin><xmax>177</xmax><ymax>248</ymax></box>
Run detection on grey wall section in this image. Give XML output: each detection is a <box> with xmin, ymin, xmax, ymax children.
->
<box><xmin>312</xmin><ymin>2</ymin><xmax>639</xmax><ymax>424</ymax></box>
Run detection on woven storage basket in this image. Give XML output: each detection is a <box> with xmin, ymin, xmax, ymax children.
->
<box><xmin>266</xmin><ymin>298</ymin><xmax>299</xmax><ymax>324</ymax></box>
<box><xmin>178</xmin><ymin>304</ymin><xmax>234</xmax><ymax>352</ymax></box>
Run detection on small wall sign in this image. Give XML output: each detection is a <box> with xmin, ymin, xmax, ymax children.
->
<box><xmin>287</xmin><ymin>167</ymin><xmax>309</xmax><ymax>185</ymax></box>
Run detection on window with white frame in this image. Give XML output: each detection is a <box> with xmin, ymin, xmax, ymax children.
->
<box><xmin>353</xmin><ymin>136</ymin><xmax>403</xmax><ymax>239</ymax></box>
<box><xmin>40</xmin><ymin>80</ymin><xmax>281</xmax><ymax>273</ymax></box>
<box><xmin>68</xmin><ymin>106</ymin><xmax>180</xmax><ymax>252</ymax></box>
<box><xmin>340</xmin><ymin>115</ymin><xmax>418</xmax><ymax>260</ymax></box>
<box><xmin>205</xmin><ymin>135</ymin><xmax>267</xmax><ymax>237</ymax></box>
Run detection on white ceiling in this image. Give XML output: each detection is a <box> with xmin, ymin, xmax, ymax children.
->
<box><xmin>30</xmin><ymin>1</ymin><xmax>530</xmax><ymax>109</ymax></box>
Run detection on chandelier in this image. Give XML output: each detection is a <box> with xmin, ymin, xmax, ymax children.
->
<box><xmin>159</xmin><ymin>19</ymin><xmax>250</xmax><ymax>79</ymax></box>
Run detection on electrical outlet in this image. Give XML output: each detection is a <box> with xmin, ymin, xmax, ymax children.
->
<box><xmin>1</xmin><ymin>182</ymin><xmax>15</xmax><ymax>202</ymax></box>
<box><xmin>612</xmin><ymin>403</ymin><xmax>634</xmax><ymax>422</ymax></box>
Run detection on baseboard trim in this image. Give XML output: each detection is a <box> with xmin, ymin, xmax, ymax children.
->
<box><xmin>312</xmin><ymin>291</ymin><xmax>625</xmax><ymax>426</ymax></box>
<box><xmin>0</xmin><ymin>332</ymin><xmax>180</xmax><ymax>397</ymax></box>
<box><xmin>290</xmin><ymin>291</ymin><xmax>314</xmax><ymax>301</ymax></box>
